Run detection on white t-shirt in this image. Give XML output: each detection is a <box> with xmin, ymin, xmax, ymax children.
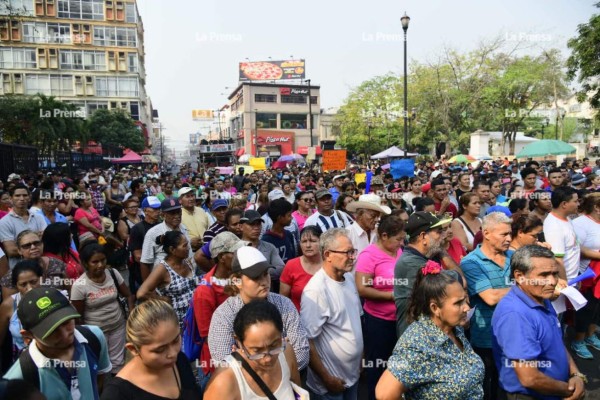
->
<box><xmin>544</xmin><ymin>213</ymin><xmax>581</xmax><ymax>280</ymax></box>
<box><xmin>300</xmin><ymin>269</ymin><xmax>363</xmax><ymax>395</ymax></box>
<box><xmin>304</xmin><ymin>210</ymin><xmax>353</xmax><ymax>232</ymax></box>
<box><xmin>572</xmin><ymin>215</ymin><xmax>600</xmax><ymax>271</ymax></box>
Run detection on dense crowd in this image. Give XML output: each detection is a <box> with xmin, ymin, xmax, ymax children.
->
<box><xmin>0</xmin><ymin>156</ymin><xmax>599</xmax><ymax>400</ymax></box>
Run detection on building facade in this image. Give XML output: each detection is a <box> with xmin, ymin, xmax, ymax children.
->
<box><xmin>226</xmin><ymin>82</ymin><xmax>321</xmax><ymax>158</ymax></box>
<box><xmin>0</xmin><ymin>0</ymin><xmax>151</xmax><ymax>142</ymax></box>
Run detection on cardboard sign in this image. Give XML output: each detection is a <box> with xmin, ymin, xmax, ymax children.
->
<box><xmin>322</xmin><ymin>150</ymin><xmax>346</xmax><ymax>171</ymax></box>
<box><xmin>249</xmin><ymin>157</ymin><xmax>267</xmax><ymax>171</ymax></box>
<box><xmin>235</xmin><ymin>165</ymin><xmax>254</xmax><ymax>174</ymax></box>
<box><xmin>354</xmin><ymin>173</ymin><xmax>366</xmax><ymax>184</ymax></box>
<box><xmin>390</xmin><ymin>159</ymin><xmax>415</xmax><ymax>179</ymax></box>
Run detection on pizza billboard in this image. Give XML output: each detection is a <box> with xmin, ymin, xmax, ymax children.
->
<box><xmin>239</xmin><ymin>60</ymin><xmax>306</xmax><ymax>82</ymax></box>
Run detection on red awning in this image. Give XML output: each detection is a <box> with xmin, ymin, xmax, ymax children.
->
<box><xmin>297</xmin><ymin>146</ymin><xmax>322</xmax><ymax>155</ymax></box>
<box><xmin>235</xmin><ymin>148</ymin><xmax>245</xmax><ymax>157</ymax></box>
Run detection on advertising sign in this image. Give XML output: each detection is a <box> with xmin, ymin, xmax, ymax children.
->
<box><xmin>199</xmin><ymin>144</ymin><xmax>235</xmax><ymax>153</ymax></box>
<box><xmin>239</xmin><ymin>60</ymin><xmax>305</xmax><ymax>81</ymax></box>
<box><xmin>192</xmin><ymin>110</ymin><xmax>214</xmax><ymax>121</ymax></box>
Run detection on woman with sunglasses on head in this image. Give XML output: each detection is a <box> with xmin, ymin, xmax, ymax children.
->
<box><xmin>117</xmin><ymin>198</ymin><xmax>142</xmax><ymax>244</ymax></box>
<box><xmin>0</xmin><ymin>230</ymin><xmax>67</xmax><ymax>299</ymax></box>
<box><xmin>291</xmin><ymin>191</ymin><xmax>315</xmax><ymax>231</ymax></box>
<box><xmin>100</xmin><ymin>299</ymin><xmax>198</xmax><ymax>400</ymax></box>
<box><xmin>204</xmin><ymin>300</ymin><xmax>302</xmax><ymax>400</ymax></box>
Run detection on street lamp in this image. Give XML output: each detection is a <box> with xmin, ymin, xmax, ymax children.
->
<box><xmin>401</xmin><ymin>12</ymin><xmax>410</xmax><ymax>158</ymax></box>
<box><xmin>305</xmin><ymin>79</ymin><xmax>313</xmax><ymax>148</ymax></box>
<box><xmin>542</xmin><ymin>116</ymin><xmax>549</xmax><ymax>139</ymax></box>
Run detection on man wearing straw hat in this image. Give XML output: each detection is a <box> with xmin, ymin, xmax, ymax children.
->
<box><xmin>345</xmin><ymin>194</ymin><xmax>391</xmax><ymax>256</ymax></box>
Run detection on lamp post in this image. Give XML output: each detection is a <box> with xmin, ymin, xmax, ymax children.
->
<box><xmin>401</xmin><ymin>12</ymin><xmax>410</xmax><ymax>158</ymax></box>
<box><xmin>542</xmin><ymin>116</ymin><xmax>549</xmax><ymax>140</ymax></box>
<box><xmin>254</xmin><ymin>108</ymin><xmax>258</xmax><ymax>156</ymax></box>
<box><xmin>306</xmin><ymin>79</ymin><xmax>313</xmax><ymax>148</ymax></box>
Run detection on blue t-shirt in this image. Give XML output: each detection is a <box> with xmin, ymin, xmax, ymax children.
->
<box><xmin>460</xmin><ymin>246</ymin><xmax>513</xmax><ymax>348</ymax></box>
<box><xmin>492</xmin><ymin>286</ymin><xmax>569</xmax><ymax>399</ymax></box>
<box><xmin>261</xmin><ymin>230</ymin><xmax>297</xmax><ymax>264</ymax></box>
<box><xmin>3</xmin><ymin>325</ymin><xmax>112</xmax><ymax>400</ymax></box>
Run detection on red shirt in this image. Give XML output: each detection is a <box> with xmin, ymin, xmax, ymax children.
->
<box><xmin>446</xmin><ymin>238</ymin><xmax>467</xmax><ymax>265</ymax></box>
<box><xmin>434</xmin><ymin>201</ymin><xmax>458</xmax><ymax>219</ymax></box>
<box><xmin>280</xmin><ymin>257</ymin><xmax>315</xmax><ymax>311</ymax></box>
<box><xmin>193</xmin><ymin>266</ymin><xmax>229</xmax><ymax>373</ymax></box>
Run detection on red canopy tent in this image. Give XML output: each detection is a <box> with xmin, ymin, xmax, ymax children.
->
<box><xmin>111</xmin><ymin>151</ymin><xmax>142</xmax><ymax>164</ymax></box>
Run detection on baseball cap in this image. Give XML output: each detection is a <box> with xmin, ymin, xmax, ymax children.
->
<box><xmin>161</xmin><ymin>198</ymin><xmax>181</xmax><ymax>212</ymax></box>
<box><xmin>141</xmin><ymin>196</ymin><xmax>161</xmax><ymax>209</ymax></box>
<box><xmin>240</xmin><ymin>210</ymin><xmax>264</xmax><ymax>224</ymax></box>
<box><xmin>333</xmin><ymin>174</ymin><xmax>346</xmax><ymax>181</ymax></box>
<box><xmin>211</xmin><ymin>199</ymin><xmax>229</xmax><ymax>211</ymax></box>
<box><xmin>421</xmin><ymin>182</ymin><xmax>431</xmax><ymax>194</ymax></box>
<box><xmin>18</xmin><ymin>287</ymin><xmax>80</xmax><ymax>340</ymax></box>
<box><xmin>8</xmin><ymin>173</ymin><xmax>20</xmax><ymax>181</ymax></box>
<box><xmin>232</xmin><ymin>246</ymin><xmax>273</xmax><ymax>279</ymax></box>
<box><xmin>405</xmin><ymin>211</ymin><xmax>452</xmax><ymax>237</ymax></box>
<box><xmin>268</xmin><ymin>189</ymin><xmax>285</xmax><ymax>202</ymax></box>
<box><xmin>486</xmin><ymin>205</ymin><xmax>512</xmax><ymax>217</ymax></box>
<box><xmin>431</xmin><ymin>170</ymin><xmax>443</xmax><ymax>179</ymax></box>
<box><xmin>371</xmin><ymin>176</ymin><xmax>384</xmax><ymax>186</ymax></box>
<box><xmin>582</xmin><ymin>167</ymin><xmax>592</xmax><ymax>175</ymax></box>
<box><xmin>178</xmin><ymin>187</ymin><xmax>194</xmax><ymax>197</ymax></box>
<box><xmin>315</xmin><ymin>188</ymin><xmax>332</xmax><ymax>200</ymax></box>
<box><xmin>210</xmin><ymin>231</ymin><xmax>245</xmax><ymax>259</ymax></box>
<box><xmin>571</xmin><ymin>173</ymin><xmax>586</xmax><ymax>186</ymax></box>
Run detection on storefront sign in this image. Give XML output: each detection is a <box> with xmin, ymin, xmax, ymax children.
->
<box><xmin>199</xmin><ymin>144</ymin><xmax>235</xmax><ymax>153</ymax></box>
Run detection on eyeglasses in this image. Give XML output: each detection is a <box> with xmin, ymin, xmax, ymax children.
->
<box><xmin>239</xmin><ymin>341</ymin><xmax>286</xmax><ymax>361</ymax></box>
<box><xmin>20</xmin><ymin>240</ymin><xmax>42</xmax><ymax>249</ymax></box>
<box><xmin>329</xmin><ymin>248</ymin><xmax>358</xmax><ymax>257</ymax></box>
<box><xmin>300</xmin><ymin>198</ymin><xmax>314</xmax><ymax>202</ymax></box>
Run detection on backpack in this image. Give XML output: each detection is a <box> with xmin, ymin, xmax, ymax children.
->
<box><xmin>182</xmin><ymin>274</ymin><xmax>207</xmax><ymax>362</ymax></box>
<box><xmin>19</xmin><ymin>325</ymin><xmax>101</xmax><ymax>391</ymax></box>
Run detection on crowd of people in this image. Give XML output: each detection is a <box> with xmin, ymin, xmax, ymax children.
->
<box><xmin>0</xmin><ymin>155</ymin><xmax>599</xmax><ymax>400</ymax></box>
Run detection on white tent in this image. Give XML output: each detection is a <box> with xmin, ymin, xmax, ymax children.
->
<box><xmin>371</xmin><ymin>146</ymin><xmax>419</xmax><ymax>159</ymax></box>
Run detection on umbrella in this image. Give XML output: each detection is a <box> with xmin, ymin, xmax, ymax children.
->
<box><xmin>238</xmin><ymin>154</ymin><xmax>251</xmax><ymax>163</ymax></box>
<box><xmin>277</xmin><ymin>155</ymin><xmax>296</xmax><ymax>162</ymax></box>
<box><xmin>448</xmin><ymin>154</ymin><xmax>477</xmax><ymax>164</ymax></box>
<box><xmin>516</xmin><ymin>139</ymin><xmax>576</xmax><ymax>158</ymax></box>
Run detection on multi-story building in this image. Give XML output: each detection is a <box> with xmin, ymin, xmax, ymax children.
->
<box><xmin>226</xmin><ymin>82</ymin><xmax>321</xmax><ymax>159</ymax></box>
<box><xmin>0</xmin><ymin>0</ymin><xmax>151</xmax><ymax>144</ymax></box>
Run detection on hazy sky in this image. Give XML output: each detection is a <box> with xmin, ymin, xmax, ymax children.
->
<box><xmin>136</xmin><ymin>0</ymin><xmax>596</xmax><ymax>150</ymax></box>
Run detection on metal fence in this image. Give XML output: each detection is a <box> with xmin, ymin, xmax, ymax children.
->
<box><xmin>0</xmin><ymin>143</ymin><xmax>112</xmax><ymax>182</ymax></box>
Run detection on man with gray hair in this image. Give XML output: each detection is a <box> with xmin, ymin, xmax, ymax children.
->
<box><xmin>300</xmin><ymin>228</ymin><xmax>363</xmax><ymax>399</ymax></box>
<box><xmin>461</xmin><ymin>211</ymin><xmax>514</xmax><ymax>400</ymax></box>
<box><xmin>492</xmin><ymin>245</ymin><xmax>586</xmax><ymax>399</ymax></box>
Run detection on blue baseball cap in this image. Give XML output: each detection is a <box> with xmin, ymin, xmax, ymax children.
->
<box><xmin>141</xmin><ymin>196</ymin><xmax>161</xmax><ymax>209</ymax></box>
<box><xmin>211</xmin><ymin>199</ymin><xmax>228</xmax><ymax>211</ymax></box>
<box><xmin>486</xmin><ymin>205</ymin><xmax>512</xmax><ymax>217</ymax></box>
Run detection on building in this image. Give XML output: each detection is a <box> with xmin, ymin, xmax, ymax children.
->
<box><xmin>226</xmin><ymin>82</ymin><xmax>320</xmax><ymax>159</ymax></box>
<box><xmin>470</xmin><ymin>129</ymin><xmax>539</xmax><ymax>158</ymax></box>
<box><xmin>0</xmin><ymin>0</ymin><xmax>151</xmax><ymax>142</ymax></box>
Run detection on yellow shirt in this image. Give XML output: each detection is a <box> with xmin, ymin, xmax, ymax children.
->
<box><xmin>181</xmin><ymin>206</ymin><xmax>210</xmax><ymax>240</ymax></box>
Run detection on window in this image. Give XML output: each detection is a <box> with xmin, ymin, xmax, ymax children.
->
<box><xmin>93</xmin><ymin>26</ymin><xmax>136</xmax><ymax>47</ymax></box>
<box><xmin>86</xmin><ymin>101</ymin><xmax>108</xmax><ymax>115</ymax></box>
<box><xmin>0</xmin><ymin>47</ymin><xmax>36</xmax><ymax>68</ymax></box>
<box><xmin>127</xmin><ymin>53</ymin><xmax>138</xmax><ymax>72</ymax></box>
<box><xmin>0</xmin><ymin>0</ymin><xmax>35</xmax><ymax>16</ymax></box>
<box><xmin>281</xmin><ymin>95</ymin><xmax>306</xmax><ymax>104</ymax></box>
<box><xmin>95</xmin><ymin>76</ymin><xmax>138</xmax><ymax>97</ymax></box>
<box><xmin>25</xmin><ymin>74</ymin><xmax>73</xmax><ymax>95</ymax></box>
<box><xmin>255</xmin><ymin>94</ymin><xmax>276</xmax><ymax>103</ymax></box>
<box><xmin>280</xmin><ymin>114</ymin><xmax>307</xmax><ymax>129</ymax></box>
<box><xmin>256</xmin><ymin>113</ymin><xmax>277</xmax><ymax>129</ymax></box>
<box><xmin>129</xmin><ymin>101</ymin><xmax>139</xmax><ymax>120</ymax></box>
<box><xmin>22</xmin><ymin>22</ymin><xmax>70</xmax><ymax>44</ymax></box>
<box><xmin>57</xmin><ymin>0</ymin><xmax>103</xmax><ymax>20</ymax></box>
<box><xmin>125</xmin><ymin>2</ymin><xmax>136</xmax><ymax>22</ymax></box>
<box><xmin>310</xmin><ymin>96</ymin><xmax>317</xmax><ymax>105</ymax></box>
<box><xmin>60</xmin><ymin>50</ymin><xmax>105</xmax><ymax>70</ymax></box>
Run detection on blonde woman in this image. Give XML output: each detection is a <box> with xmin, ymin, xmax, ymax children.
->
<box><xmin>100</xmin><ymin>299</ymin><xmax>198</xmax><ymax>399</ymax></box>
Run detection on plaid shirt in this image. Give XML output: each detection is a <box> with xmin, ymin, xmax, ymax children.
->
<box><xmin>89</xmin><ymin>186</ymin><xmax>105</xmax><ymax>211</ymax></box>
<box><xmin>208</xmin><ymin>293</ymin><xmax>309</xmax><ymax>370</ymax></box>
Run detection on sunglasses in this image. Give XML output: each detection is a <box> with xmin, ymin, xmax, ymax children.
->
<box><xmin>20</xmin><ymin>240</ymin><xmax>42</xmax><ymax>249</ymax></box>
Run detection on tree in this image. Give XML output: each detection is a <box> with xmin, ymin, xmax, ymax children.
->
<box><xmin>87</xmin><ymin>109</ymin><xmax>145</xmax><ymax>152</ymax></box>
<box><xmin>567</xmin><ymin>2</ymin><xmax>600</xmax><ymax>117</ymax></box>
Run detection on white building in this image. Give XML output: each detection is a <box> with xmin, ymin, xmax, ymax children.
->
<box><xmin>470</xmin><ymin>129</ymin><xmax>539</xmax><ymax>158</ymax></box>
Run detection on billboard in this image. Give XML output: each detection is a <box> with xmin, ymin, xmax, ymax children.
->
<box><xmin>239</xmin><ymin>60</ymin><xmax>305</xmax><ymax>82</ymax></box>
<box><xmin>192</xmin><ymin>110</ymin><xmax>214</xmax><ymax>121</ymax></box>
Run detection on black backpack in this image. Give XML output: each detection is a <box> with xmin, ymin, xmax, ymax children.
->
<box><xmin>18</xmin><ymin>325</ymin><xmax>101</xmax><ymax>390</ymax></box>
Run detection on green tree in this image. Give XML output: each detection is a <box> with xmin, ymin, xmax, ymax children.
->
<box><xmin>567</xmin><ymin>2</ymin><xmax>600</xmax><ymax>116</ymax></box>
<box><xmin>87</xmin><ymin>108</ymin><xmax>144</xmax><ymax>152</ymax></box>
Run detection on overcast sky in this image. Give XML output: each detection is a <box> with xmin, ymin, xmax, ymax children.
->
<box><xmin>136</xmin><ymin>0</ymin><xmax>596</xmax><ymax>149</ymax></box>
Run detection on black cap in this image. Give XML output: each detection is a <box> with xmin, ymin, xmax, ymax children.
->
<box><xmin>405</xmin><ymin>211</ymin><xmax>452</xmax><ymax>237</ymax></box>
<box><xmin>240</xmin><ymin>210</ymin><xmax>264</xmax><ymax>224</ymax></box>
<box><xmin>161</xmin><ymin>198</ymin><xmax>181</xmax><ymax>212</ymax></box>
<box><xmin>18</xmin><ymin>288</ymin><xmax>80</xmax><ymax>340</ymax></box>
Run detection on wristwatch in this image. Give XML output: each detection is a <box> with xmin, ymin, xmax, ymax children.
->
<box><xmin>570</xmin><ymin>372</ymin><xmax>588</xmax><ymax>384</ymax></box>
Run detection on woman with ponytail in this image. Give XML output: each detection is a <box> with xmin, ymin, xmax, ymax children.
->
<box><xmin>136</xmin><ymin>231</ymin><xmax>196</xmax><ymax>329</ymax></box>
<box><xmin>376</xmin><ymin>261</ymin><xmax>484</xmax><ymax>400</ymax></box>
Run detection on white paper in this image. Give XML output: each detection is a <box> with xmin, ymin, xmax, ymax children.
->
<box><xmin>467</xmin><ymin>306</ymin><xmax>476</xmax><ymax>320</ymax></box>
<box><xmin>551</xmin><ymin>286</ymin><xmax>588</xmax><ymax>314</ymax></box>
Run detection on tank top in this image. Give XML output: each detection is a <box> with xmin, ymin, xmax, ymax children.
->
<box><xmin>155</xmin><ymin>259</ymin><xmax>196</xmax><ymax>330</ymax></box>
<box><xmin>226</xmin><ymin>352</ymin><xmax>296</xmax><ymax>400</ymax></box>
<box><xmin>456</xmin><ymin>217</ymin><xmax>481</xmax><ymax>247</ymax></box>
<box><xmin>9</xmin><ymin>293</ymin><xmax>25</xmax><ymax>351</ymax></box>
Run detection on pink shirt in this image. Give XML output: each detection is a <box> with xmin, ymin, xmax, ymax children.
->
<box><xmin>355</xmin><ymin>243</ymin><xmax>402</xmax><ymax>321</ymax></box>
<box><xmin>292</xmin><ymin>209</ymin><xmax>315</xmax><ymax>231</ymax></box>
